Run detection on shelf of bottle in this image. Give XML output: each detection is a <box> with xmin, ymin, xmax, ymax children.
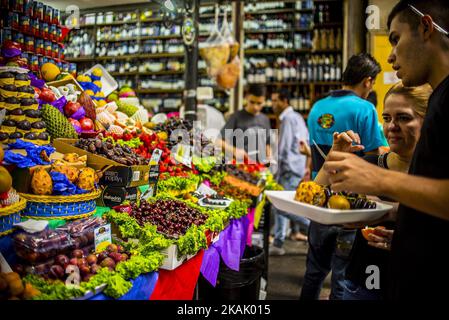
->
<box><xmin>314</xmin><ymin>22</ymin><xmax>343</xmax><ymax>28</ymax></box>
<box><xmin>311</xmin><ymin>48</ymin><xmax>342</xmax><ymax>53</ymax></box>
<box><xmin>66</xmin><ymin>56</ymin><xmax>95</xmax><ymax>62</ymax></box>
<box><xmin>244</xmin><ymin>48</ymin><xmax>313</xmax><ymax>55</ymax></box>
<box><xmin>94</xmin><ymin>52</ymin><xmax>185</xmax><ymax>61</ymax></box>
<box><xmin>79</xmin><ymin>20</ymin><xmax>139</xmax><ymax>28</ymax></box>
<box><xmin>136</xmin><ymin>88</ymin><xmax>183</xmax><ymax>94</ymax></box>
<box><xmin>110</xmin><ymin>70</ymin><xmax>187</xmax><ymax>76</ymax></box>
<box><xmin>247</xmin><ymin>81</ymin><xmax>341</xmax><ymax>86</ymax></box>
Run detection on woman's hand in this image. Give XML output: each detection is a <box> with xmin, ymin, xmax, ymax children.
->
<box><xmin>367</xmin><ymin>228</ymin><xmax>394</xmax><ymax>251</ymax></box>
<box><xmin>331</xmin><ymin>131</ymin><xmax>365</xmax><ymax>153</ymax></box>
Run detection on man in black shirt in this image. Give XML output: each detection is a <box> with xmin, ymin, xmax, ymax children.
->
<box><xmin>322</xmin><ymin>0</ymin><xmax>449</xmax><ymax>299</ymax></box>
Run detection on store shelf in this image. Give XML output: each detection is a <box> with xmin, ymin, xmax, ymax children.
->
<box><xmin>245</xmin><ymin>48</ymin><xmax>312</xmax><ymax>55</ymax></box>
<box><xmin>95</xmin><ymin>20</ymin><xmax>139</xmax><ymax>26</ymax></box>
<box><xmin>66</xmin><ymin>56</ymin><xmax>95</xmax><ymax>62</ymax></box>
<box><xmin>136</xmin><ymin>88</ymin><xmax>183</xmax><ymax>94</ymax></box>
<box><xmin>314</xmin><ymin>22</ymin><xmax>343</xmax><ymax>28</ymax></box>
<box><xmin>97</xmin><ymin>37</ymin><xmax>139</xmax><ymax>42</ymax></box>
<box><xmin>313</xmin><ymin>81</ymin><xmax>342</xmax><ymax>85</ymax></box>
<box><xmin>244</xmin><ymin>28</ymin><xmax>294</xmax><ymax>34</ymax></box>
<box><xmin>311</xmin><ymin>48</ymin><xmax>342</xmax><ymax>53</ymax></box>
<box><xmin>295</xmin><ymin>27</ymin><xmax>314</xmax><ymax>32</ymax></box>
<box><xmin>139</xmin><ymin>52</ymin><xmax>184</xmax><ymax>58</ymax></box>
<box><xmin>140</xmin><ymin>35</ymin><xmax>182</xmax><ymax>40</ymax></box>
<box><xmin>111</xmin><ymin>70</ymin><xmax>185</xmax><ymax>76</ymax></box>
<box><xmin>96</xmin><ymin>54</ymin><xmax>140</xmax><ymax>61</ymax></box>
<box><xmin>245</xmin><ymin>8</ymin><xmax>294</xmax><ymax>15</ymax></box>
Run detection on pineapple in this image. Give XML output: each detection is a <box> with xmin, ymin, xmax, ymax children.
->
<box><xmin>51</xmin><ymin>165</ymin><xmax>80</xmax><ymax>183</ymax></box>
<box><xmin>294</xmin><ymin>181</ymin><xmax>326</xmax><ymax>207</ymax></box>
<box><xmin>76</xmin><ymin>167</ymin><xmax>98</xmax><ymax>191</ymax></box>
<box><xmin>31</xmin><ymin>167</ymin><xmax>53</xmax><ymax>195</ymax></box>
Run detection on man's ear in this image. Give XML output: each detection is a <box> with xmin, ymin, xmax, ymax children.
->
<box><xmin>363</xmin><ymin>77</ymin><xmax>372</xmax><ymax>88</ymax></box>
<box><xmin>421</xmin><ymin>15</ymin><xmax>435</xmax><ymax>41</ymax></box>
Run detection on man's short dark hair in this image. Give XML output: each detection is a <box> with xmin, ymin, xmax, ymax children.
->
<box><xmin>246</xmin><ymin>84</ymin><xmax>266</xmax><ymax>97</ymax></box>
<box><xmin>342</xmin><ymin>53</ymin><xmax>381</xmax><ymax>86</ymax></box>
<box><xmin>387</xmin><ymin>0</ymin><xmax>449</xmax><ymax>32</ymax></box>
<box><xmin>273</xmin><ymin>88</ymin><xmax>290</xmax><ymax>102</ymax></box>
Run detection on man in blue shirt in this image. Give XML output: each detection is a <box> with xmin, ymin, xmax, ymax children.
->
<box><xmin>269</xmin><ymin>89</ymin><xmax>310</xmax><ymax>256</ymax></box>
<box><xmin>300</xmin><ymin>53</ymin><xmax>384</xmax><ymax>300</ymax></box>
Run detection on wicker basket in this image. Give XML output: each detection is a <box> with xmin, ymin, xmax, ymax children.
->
<box><xmin>19</xmin><ymin>189</ymin><xmax>102</xmax><ymax>220</ymax></box>
<box><xmin>0</xmin><ymin>197</ymin><xmax>27</xmax><ymax>236</ymax></box>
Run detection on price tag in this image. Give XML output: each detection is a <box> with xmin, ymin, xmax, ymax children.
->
<box><xmin>195</xmin><ymin>183</ymin><xmax>217</xmax><ymax>197</ymax></box>
<box><xmin>142</xmin><ymin>149</ymin><xmax>163</xmax><ymax>200</ymax></box>
<box><xmin>173</xmin><ymin>144</ymin><xmax>193</xmax><ymax>168</ymax></box>
<box><xmin>94</xmin><ymin>224</ymin><xmax>112</xmax><ymax>253</ymax></box>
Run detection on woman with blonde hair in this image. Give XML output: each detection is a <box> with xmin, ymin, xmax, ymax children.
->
<box><xmin>315</xmin><ymin>81</ymin><xmax>432</xmax><ymax>299</ymax></box>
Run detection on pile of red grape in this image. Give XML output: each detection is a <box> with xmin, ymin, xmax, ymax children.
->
<box><xmin>130</xmin><ymin>200</ymin><xmax>207</xmax><ymax>237</ymax></box>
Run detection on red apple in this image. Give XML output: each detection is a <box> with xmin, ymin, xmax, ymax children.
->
<box><xmin>64</xmin><ymin>101</ymin><xmax>81</xmax><ymax>117</ymax></box>
<box><xmin>69</xmin><ymin>258</ymin><xmax>78</xmax><ymax>266</ymax></box>
<box><xmin>55</xmin><ymin>254</ymin><xmax>70</xmax><ymax>268</ymax></box>
<box><xmin>71</xmin><ymin>249</ymin><xmax>84</xmax><ymax>259</ymax></box>
<box><xmin>39</xmin><ymin>87</ymin><xmax>56</xmax><ymax>102</ymax></box>
<box><xmin>79</xmin><ymin>117</ymin><xmax>94</xmax><ymax>131</ymax></box>
<box><xmin>86</xmin><ymin>254</ymin><xmax>97</xmax><ymax>265</ymax></box>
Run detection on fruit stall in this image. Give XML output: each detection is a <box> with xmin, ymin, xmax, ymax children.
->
<box><xmin>0</xmin><ymin>27</ymin><xmax>282</xmax><ymax>299</ymax></box>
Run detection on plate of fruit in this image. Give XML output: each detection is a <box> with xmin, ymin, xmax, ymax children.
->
<box><xmin>265</xmin><ymin>182</ymin><xmax>393</xmax><ymax>225</ymax></box>
<box><xmin>198</xmin><ymin>195</ymin><xmax>233</xmax><ymax>209</ymax></box>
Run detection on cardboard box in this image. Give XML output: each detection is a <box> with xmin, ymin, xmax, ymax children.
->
<box><xmin>53</xmin><ymin>138</ymin><xmax>150</xmax><ymax>188</ymax></box>
<box><xmin>96</xmin><ymin>186</ymin><xmax>140</xmax><ymax>207</ymax></box>
<box><xmin>160</xmin><ymin>230</ymin><xmax>218</xmax><ymax>270</ymax></box>
<box><xmin>10</xmin><ymin>150</ymin><xmax>87</xmax><ymax>193</ymax></box>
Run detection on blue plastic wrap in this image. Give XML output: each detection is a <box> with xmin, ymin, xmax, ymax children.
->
<box><xmin>50</xmin><ymin>171</ymin><xmax>89</xmax><ymax>195</ymax></box>
<box><xmin>4</xmin><ymin>139</ymin><xmax>54</xmax><ymax>168</ymax></box>
<box><xmin>78</xmin><ymin>81</ymin><xmax>101</xmax><ymax>94</ymax></box>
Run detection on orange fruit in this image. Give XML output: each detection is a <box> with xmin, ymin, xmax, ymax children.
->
<box><xmin>361</xmin><ymin>226</ymin><xmax>385</xmax><ymax>241</ymax></box>
<box><xmin>40</xmin><ymin>63</ymin><xmax>60</xmax><ymax>82</ymax></box>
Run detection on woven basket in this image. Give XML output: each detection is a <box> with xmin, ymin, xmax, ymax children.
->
<box><xmin>19</xmin><ymin>189</ymin><xmax>101</xmax><ymax>220</ymax></box>
<box><xmin>0</xmin><ymin>197</ymin><xmax>27</xmax><ymax>236</ymax></box>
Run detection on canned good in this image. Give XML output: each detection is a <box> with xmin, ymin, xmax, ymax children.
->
<box><xmin>21</xmin><ymin>52</ymin><xmax>29</xmax><ymax>66</ymax></box>
<box><xmin>62</xmin><ymin>62</ymin><xmax>69</xmax><ymax>73</ymax></box>
<box><xmin>13</xmin><ymin>32</ymin><xmax>24</xmax><ymax>49</ymax></box>
<box><xmin>24</xmin><ymin>0</ymin><xmax>33</xmax><ymax>16</ymax></box>
<box><xmin>69</xmin><ymin>63</ymin><xmax>77</xmax><ymax>76</ymax></box>
<box><xmin>20</xmin><ymin>15</ymin><xmax>31</xmax><ymax>33</ymax></box>
<box><xmin>37</xmin><ymin>55</ymin><xmax>45</xmax><ymax>66</ymax></box>
<box><xmin>3</xmin><ymin>29</ymin><xmax>13</xmax><ymax>42</ymax></box>
<box><xmin>33</xmin><ymin>1</ymin><xmax>43</xmax><ymax>20</ymax></box>
<box><xmin>49</xmin><ymin>24</ymin><xmax>56</xmax><ymax>41</ymax></box>
<box><xmin>44</xmin><ymin>4</ymin><xmax>53</xmax><ymax>24</ymax></box>
<box><xmin>56</xmin><ymin>60</ymin><xmax>63</xmax><ymax>70</ymax></box>
<box><xmin>53</xmin><ymin>8</ymin><xmax>60</xmax><ymax>25</ymax></box>
<box><xmin>24</xmin><ymin>35</ymin><xmax>34</xmax><ymax>52</ymax></box>
<box><xmin>44</xmin><ymin>40</ymin><xmax>52</xmax><ymax>56</ymax></box>
<box><xmin>9</xmin><ymin>12</ymin><xmax>20</xmax><ymax>29</ymax></box>
<box><xmin>35</xmin><ymin>38</ymin><xmax>44</xmax><ymax>55</ymax></box>
<box><xmin>31</xmin><ymin>18</ymin><xmax>39</xmax><ymax>36</ymax></box>
<box><xmin>55</xmin><ymin>25</ymin><xmax>61</xmax><ymax>42</ymax></box>
<box><xmin>41</xmin><ymin>22</ymin><xmax>49</xmax><ymax>38</ymax></box>
<box><xmin>52</xmin><ymin>42</ymin><xmax>59</xmax><ymax>58</ymax></box>
<box><xmin>30</xmin><ymin>54</ymin><xmax>39</xmax><ymax>72</ymax></box>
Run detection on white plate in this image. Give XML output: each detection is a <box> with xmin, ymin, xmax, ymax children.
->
<box><xmin>84</xmin><ymin>64</ymin><xmax>118</xmax><ymax>97</ymax></box>
<box><xmin>265</xmin><ymin>191</ymin><xmax>392</xmax><ymax>225</ymax></box>
<box><xmin>198</xmin><ymin>197</ymin><xmax>233</xmax><ymax>209</ymax></box>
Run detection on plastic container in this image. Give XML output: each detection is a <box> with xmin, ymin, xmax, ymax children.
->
<box><xmin>84</xmin><ymin>64</ymin><xmax>118</xmax><ymax>97</ymax></box>
<box><xmin>57</xmin><ymin>216</ymin><xmax>105</xmax><ymax>249</ymax></box>
<box><xmin>198</xmin><ymin>246</ymin><xmax>265</xmax><ymax>300</ymax></box>
<box><xmin>13</xmin><ymin>228</ymin><xmax>73</xmax><ymax>264</ymax></box>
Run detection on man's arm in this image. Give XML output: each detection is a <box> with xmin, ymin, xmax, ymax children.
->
<box><xmin>324</xmin><ymin>151</ymin><xmax>449</xmax><ymax>221</ymax></box>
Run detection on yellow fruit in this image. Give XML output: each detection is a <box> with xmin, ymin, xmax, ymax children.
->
<box><xmin>93</xmin><ymin>80</ymin><xmax>102</xmax><ymax>88</ymax></box>
<box><xmin>0</xmin><ymin>147</ymin><xmax>4</xmax><ymax>162</ymax></box>
<box><xmin>41</xmin><ymin>63</ymin><xmax>60</xmax><ymax>82</ymax></box>
<box><xmin>51</xmin><ymin>165</ymin><xmax>80</xmax><ymax>183</ymax></box>
<box><xmin>96</xmin><ymin>100</ymin><xmax>107</xmax><ymax>108</ymax></box>
<box><xmin>9</xmin><ymin>279</ymin><xmax>24</xmax><ymax>297</ymax></box>
<box><xmin>328</xmin><ymin>195</ymin><xmax>351</xmax><ymax>210</ymax></box>
<box><xmin>22</xmin><ymin>283</ymin><xmax>41</xmax><ymax>300</ymax></box>
<box><xmin>0</xmin><ymin>166</ymin><xmax>12</xmax><ymax>193</ymax></box>
<box><xmin>84</xmin><ymin>89</ymin><xmax>94</xmax><ymax>96</ymax></box>
<box><xmin>31</xmin><ymin>167</ymin><xmax>53</xmax><ymax>195</ymax></box>
<box><xmin>157</xmin><ymin>131</ymin><xmax>168</xmax><ymax>141</ymax></box>
<box><xmin>95</xmin><ymin>91</ymin><xmax>104</xmax><ymax>97</ymax></box>
<box><xmin>76</xmin><ymin>75</ymin><xmax>91</xmax><ymax>82</ymax></box>
<box><xmin>76</xmin><ymin>167</ymin><xmax>97</xmax><ymax>191</ymax></box>
<box><xmin>63</xmin><ymin>153</ymin><xmax>80</xmax><ymax>163</ymax></box>
<box><xmin>294</xmin><ymin>181</ymin><xmax>325</xmax><ymax>206</ymax></box>
<box><xmin>92</xmin><ymin>68</ymin><xmax>102</xmax><ymax>77</ymax></box>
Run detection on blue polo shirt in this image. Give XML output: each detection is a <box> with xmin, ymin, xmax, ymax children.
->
<box><xmin>307</xmin><ymin>90</ymin><xmax>384</xmax><ymax>178</ymax></box>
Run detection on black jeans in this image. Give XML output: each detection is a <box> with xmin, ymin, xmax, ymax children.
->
<box><xmin>300</xmin><ymin>221</ymin><xmax>356</xmax><ymax>300</ymax></box>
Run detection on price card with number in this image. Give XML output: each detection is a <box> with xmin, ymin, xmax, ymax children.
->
<box><xmin>141</xmin><ymin>149</ymin><xmax>162</xmax><ymax>201</ymax></box>
<box><xmin>94</xmin><ymin>224</ymin><xmax>112</xmax><ymax>253</ymax></box>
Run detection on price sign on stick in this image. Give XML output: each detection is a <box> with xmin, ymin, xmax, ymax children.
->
<box><xmin>141</xmin><ymin>149</ymin><xmax>162</xmax><ymax>201</ymax></box>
